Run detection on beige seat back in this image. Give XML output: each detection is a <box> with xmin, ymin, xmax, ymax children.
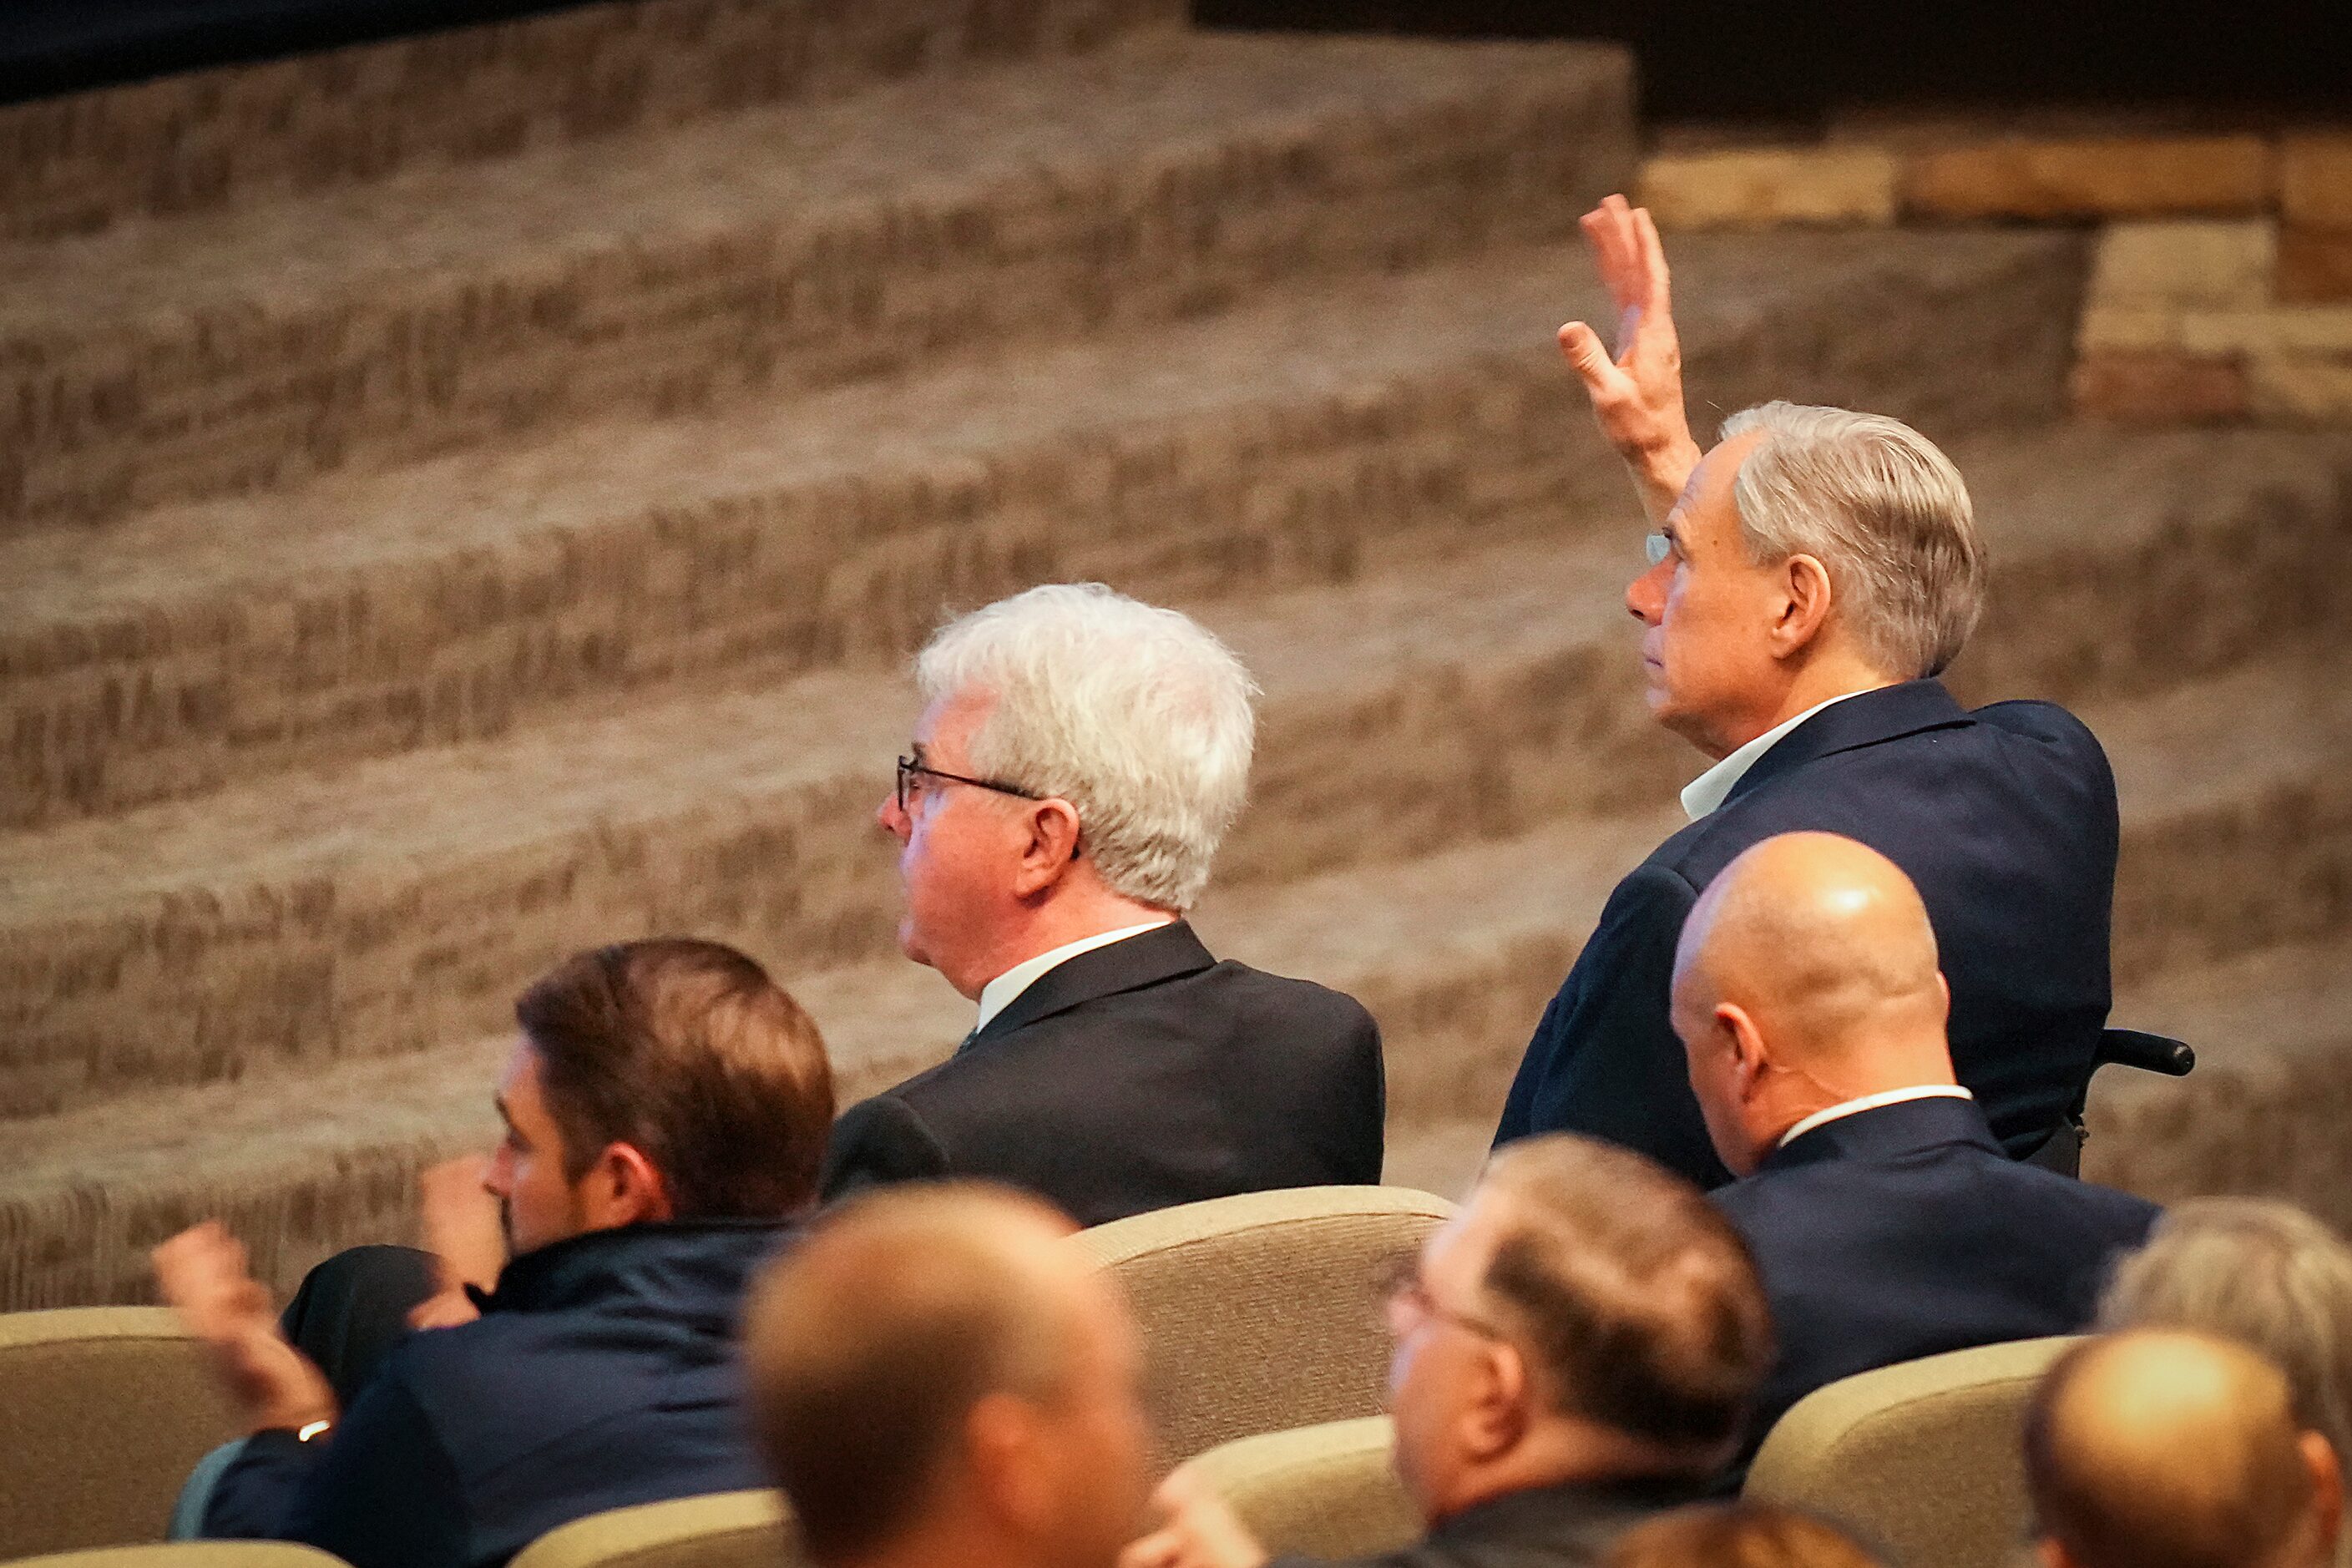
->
<box><xmin>1075</xmin><ymin>1186</ymin><xmax>1454</xmax><ymax>1461</ymax></box>
<box><xmin>507</xmin><ymin>1491</ymin><xmax>798</xmax><ymax>1568</ymax></box>
<box><xmin>1</xmin><ymin>1547</ymin><xmax>346</xmax><ymax>1566</ymax></box>
<box><xmin>0</xmin><ymin>1308</ymin><xmax>243</xmax><ymax>1560</ymax></box>
<box><xmin>1744</xmin><ymin>1335</ymin><xmax>2081</xmax><ymax>1568</ymax></box>
<box><xmin>1188</xmin><ymin>1416</ymin><xmax>1416</xmax><ymax>1561</ymax></box>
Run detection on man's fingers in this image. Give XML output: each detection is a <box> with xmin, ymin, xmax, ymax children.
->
<box><xmin>1559</xmin><ymin>321</ymin><xmax>1634</xmax><ymax>397</ymax></box>
<box><xmin>1634</xmin><ymin>205</ymin><xmax>1673</xmax><ymax>313</ymax></box>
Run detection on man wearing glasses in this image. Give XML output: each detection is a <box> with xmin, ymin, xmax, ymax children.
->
<box><xmin>820</xmin><ymin>583</ymin><xmax>1385</xmax><ymax>1225</ymax></box>
<box><xmin>1494</xmin><ymin>196</ymin><xmax>2119</xmax><ymax>1185</ymax></box>
<box><xmin>1123</xmin><ymin>1135</ymin><xmax>1773</xmax><ymax>1568</ymax></box>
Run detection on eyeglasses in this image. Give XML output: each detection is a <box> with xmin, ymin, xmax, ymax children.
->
<box><xmin>895</xmin><ymin>755</ymin><xmax>1044</xmax><ymax>815</ymax></box>
<box><xmin>1373</xmin><ymin>1252</ymin><xmax>1510</xmax><ymax>1343</ymax></box>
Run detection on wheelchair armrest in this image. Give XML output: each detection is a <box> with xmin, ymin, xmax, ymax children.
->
<box><xmin>2095</xmin><ymin>1028</ymin><xmax>2196</xmax><ymax>1078</ymax></box>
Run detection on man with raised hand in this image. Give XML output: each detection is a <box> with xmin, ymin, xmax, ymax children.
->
<box><xmin>1496</xmin><ymin>195</ymin><xmax>2118</xmax><ymax>1185</ymax></box>
<box><xmin>825</xmin><ymin>582</ymin><xmax>1384</xmax><ymax>1224</ymax></box>
<box><xmin>1672</xmin><ymin>832</ymin><xmax>2155</xmax><ymax>1464</ymax></box>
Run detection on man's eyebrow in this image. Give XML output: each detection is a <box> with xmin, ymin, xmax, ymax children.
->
<box><xmin>493</xmin><ymin>1094</ymin><xmax>517</xmax><ymax>1132</ymax></box>
<box><xmin>908</xmin><ymin>741</ymin><xmax>930</xmax><ymax>764</ymax></box>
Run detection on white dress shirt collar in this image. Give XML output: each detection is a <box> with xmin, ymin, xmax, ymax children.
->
<box><xmin>972</xmin><ymin>919</ymin><xmax>1175</xmax><ymax>1035</ymax></box>
<box><xmin>1775</xmin><ymin>1084</ymin><xmax>1975</xmax><ymax>1150</ymax></box>
<box><xmin>1679</xmin><ymin>690</ymin><xmax>1868</xmax><ymax>821</ymax></box>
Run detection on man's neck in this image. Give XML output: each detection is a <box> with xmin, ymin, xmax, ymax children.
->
<box><xmin>837</xmin><ymin>1520</ymin><xmax>1035</xmax><ymax>1568</ymax></box>
<box><xmin>1702</xmin><ymin>655</ymin><xmax>1898</xmax><ymax>761</ymax></box>
<box><xmin>1426</xmin><ymin>1425</ymin><xmax>1696</xmax><ymax>1525</ymax></box>
<box><xmin>957</xmin><ymin>896</ymin><xmax>1176</xmax><ymax>1003</ymax></box>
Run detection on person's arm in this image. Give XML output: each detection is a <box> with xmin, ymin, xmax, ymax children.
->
<box><xmin>154</xmin><ymin>1222</ymin><xmax>339</xmax><ymax>1436</ymax></box>
<box><xmin>1494</xmin><ymin>862</ymin><xmax>1729</xmax><ymax>1187</ymax></box>
<box><xmin>818</xmin><ymin>1094</ymin><xmax>953</xmax><ymax>1202</ymax></box>
<box><xmin>275</xmin><ymin>1369</ymin><xmax>470</xmax><ymax>1568</ymax></box>
<box><xmin>1557</xmin><ymin>195</ymin><xmax>1704</xmax><ymax>526</ymax></box>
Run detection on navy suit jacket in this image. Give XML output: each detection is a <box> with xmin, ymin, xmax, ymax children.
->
<box><xmin>1713</xmin><ymin>1095</ymin><xmax>2158</xmax><ymax>1460</ymax></box>
<box><xmin>820</xmin><ymin>922</ymin><xmax>1386</xmax><ymax>1226</ymax></box>
<box><xmin>1495</xmin><ymin>680</ymin><xmax>2119</xmax><ymax>1186</ymax></box>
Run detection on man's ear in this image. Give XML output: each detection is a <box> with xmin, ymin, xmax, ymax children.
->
<box><xmin>579</xmin><ymin>1142</ymin><xmax>674</xmax><ymax>1230</ymax></box>
<box><xmin>1716</xmin><ymin>1001</ymin><xmax>1773</xmax><ymax>1098</ymax></box>
<box><xmin>1770</xmin><ymin>553</ymin><xmax>1835</xmax><ymax>659</ymax></box>
<box><xmin>964</xmin><ymin>1392</ymin><xmax>1054</xmax><ymax>1534</ymax></box>
<box><xmin>2303</xmin><ymin>1431</ymin><xmax>2343</xmax><ymax>1555</ymax></box>
<box><xmin>1009</xmin><ymin>799</ymin><xmax>1084</xmax><ymax>898</ymax></box>
<box><xmin>1459</xmin><ymin>1340</ymin><xmax>1532</xmax><ymax>1464</ymax></box>
<box><xmin>2036</xmin><ymin>1536</ymin><xmax>2078</xmax><ymax>1568</ymax></box>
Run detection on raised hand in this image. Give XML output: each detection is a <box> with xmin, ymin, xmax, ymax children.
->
<box><xmin>1557</xmin><ymin>195</ymin><xmax>1703</xmax><ymax>524</ymax></box>
<box><xmin>154</xmin><ymin>1221</ymin><xmax>337</xmax><ymax>1434</ymax></box>
<box><xmin>410</xmin><ymin>1153</ymin><xmax>505</xmax><ymax>1329</ymax></box>
<box><xmin>1116</xmin><ymin>1466</ymin><xmax>1270</xmax><ymax>1568</ymax></box>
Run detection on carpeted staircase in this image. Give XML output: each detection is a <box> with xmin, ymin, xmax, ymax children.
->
<box><xmin>3</xmin><ymin>0</ymin><xmax>2348</xmax><ymax>1309</ymax></box>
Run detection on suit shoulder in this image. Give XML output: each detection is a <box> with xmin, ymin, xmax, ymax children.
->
<box><xmin>1203</xmin><ymin>959</ymin><xmax>1377</xmax><ymax>1027</ymax></box>
<box><xmin>1969</xmin><ymin>697</ymin><xmax>2108</xmax><ymax>756</ymax></box>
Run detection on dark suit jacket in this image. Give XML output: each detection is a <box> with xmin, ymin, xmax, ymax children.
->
<box><xmin>1713</xmin><ymin>1095</ymin><xmax>2158</xmax><ymax>1462</ymax></box>
<box><xmin>1274</xmin><ymin>1474</ymin><xmax>1714</xmax><ymax>1568</ymax></box>
<box><xmin>1495</xmin><ymin>680</ymin><xmax>2119</xmax><ymax>1186</ymax></box>
<box><xmin>819</xmin><ymin>922</ymin><xmax>1385</xmax><ymax>1226</ymax></box>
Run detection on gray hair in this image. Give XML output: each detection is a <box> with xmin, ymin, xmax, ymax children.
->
<box><xmin>914</xmin><ymin>584</ymin><xmax>1258</xmax><ymax>912</ymax></box>
<box><xmin>1717</xmin><ymin>402</ymin><xmax>1986</xmax><ymax>679</ymax></box>
<box><xmin>2099</xmin><ymin>1198</ymin><xmax>2352</xmax><ymax>1480</ymax></box>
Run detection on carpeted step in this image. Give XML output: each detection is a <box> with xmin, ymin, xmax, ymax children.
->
<box><xmin>1388</xmin><ymin>930</ymin><xmax>2352</xmax><ymax>1214</ymax></box>
<box><xmin>0</xmin><ymin>805</ymin><xmax>1675</xmax><ymax>1308</ymax></box>
<box><xmin>14</xmin><ymin>637</ymin><xmax>2349</xmax><ymax>1309</ymax></box>
<box><xmin>3</xmin><ymin>432</ymin><xmax>2345</xmax><ymax>1122</ymax></box>
<box><xmin>2086</xmin><ymin>936</ymin><xmax>2352</xmax><ymax>1234</ymax></box>
<box><xmin>0</xmin><ymin>228</ymin><xmax>2088</xmax><ymax>828</ymax></box>
<box><xmin>0</xmin><ymin>0</ymin><xmax>1186</xmax><ymax>243</ymax></box>
<box><xmin>0</xmin><ymin>31</ymin><xmax>1634</xmax><ymax>533</ymax></box>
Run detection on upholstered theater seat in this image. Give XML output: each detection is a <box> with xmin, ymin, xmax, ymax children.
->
<box><xmin>506</xmin><ymin>1491</ymin><xmax>797</xmax><ymax>1568</ymax></box>
<box><xmin>0</xmin><ymin>1548</ymin><xmax>346</xmax><ymax>1567</ymax></box>
<box><xmin>1188</xmin><ymin>1416</ymin><xmax>1416</xmax><ymax>1560</ymax></box>
<box><xmin>1075</xmin><ymin>1185</ymin><xmax>1454</xmax><ymax>1460</ymax></box>
<box><xmin>1744</xmin><ymin>1334</ymin><xmax>2081</xmax><ymax>1568</ymax></box>
<box><xmin>0</xmin><ymin>1308</ymin><xmax>243</xmax><ymax>1560</ymax></box>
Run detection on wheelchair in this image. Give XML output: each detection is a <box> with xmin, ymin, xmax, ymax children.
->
<box><xmin>2024</xmin><ymin>1028</ymin><xmax>2196</xmax><ymax>1176</ymax></box>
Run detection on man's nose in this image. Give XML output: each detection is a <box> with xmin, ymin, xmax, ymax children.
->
<box><xmin>1626</xmin><ymin>559</ymin><xmax>1668</xmax><ymax>625</ymax></box>
<box><xmin>877</xmin><ymin>791</ymin><xmax>910</xmax><ymax>838</ymax></box>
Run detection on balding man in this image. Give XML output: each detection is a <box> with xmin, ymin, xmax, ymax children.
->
<box><xmin>742</xmin><ymin>1184</ymin><xmax>1154</xmax><ymax>1568</ymax></box>
<box><xmin>1497</xmin><ymin>196</ymin><xmax>2118</xmax><ymax>1186</ymax></box>
<box><xmin>1124</xmin><ymin>1135</ymin><xmax>1774</xmax><ymax>1568</ymax></box>
<box><xmin>1674</xmin><ymin>832</ymin><xmax>2155</xmax><ymax>1459</ymax></box>
<box><xmin>2027</xmin><ymin>1331</ymin><xmax>2344</xmax><ymax>1568</ymax></box>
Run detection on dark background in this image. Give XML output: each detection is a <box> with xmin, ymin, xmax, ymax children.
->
<box><xmin>0</xmin><ymin>0</ymin><xmax>2343</xmax><ymax>119</ymax></box>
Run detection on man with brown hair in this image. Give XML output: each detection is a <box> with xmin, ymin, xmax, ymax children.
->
<box><xmin>2027</xmin><ymin>1330</ymin><xmax>2344</xmax><ymax>1568</ymax></box>
<box><xmin>741</xmin><ymin>1184</ymin><xmax>1156</xmax><ymax>1568</ymax></box>
<box><xmin>154</xmin><ymin>938</ymin><xmax>834</xmax><ymax>1568</ymax></box>
<box><xmin>1122</xmin><ymin>1134</ymin><xmax>1774</xmax><ymax>1568</ymax></box>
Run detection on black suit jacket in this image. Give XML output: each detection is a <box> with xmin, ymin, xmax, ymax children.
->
<box><xmin>1274</xmin><ymin>1474</ymin><xmax>1713</xmax><ymax>1568</ymax></box>
<box><xmin>1712</xmin><ymin>1095</ymin><xmax>2158</xmax><ymax>1463</ymax></box>
<box><xmin>1495</xmin><ymin>680</ymin><xmax>2119</xmax><ymax>1186</ymax></box>
<box><xmin>819</xmin><ymin>922</ymin><xmax>1385</xmax><ymax>1226</ymax></box>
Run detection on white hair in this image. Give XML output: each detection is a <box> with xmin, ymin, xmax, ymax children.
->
<box><xmin>1717</xmin><ymin>402</ymin><xmax>1986</xmax><ymax>678</ymax></box>
<box><xmin>914</xmin><ymin>584</ymin><xmax>1259</xmax><ymax>912</ymax></box>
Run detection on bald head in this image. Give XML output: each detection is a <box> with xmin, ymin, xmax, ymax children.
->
<box><xmin>1672</xmin><ymin>833</ymin><xmax>1956</xmax><ymax>1172</ymax></box>
<box><xmin>742</xmin><ymin>1184</ymin><xmax>1150</xmax><ymax>1568</ymax></box>
<box><xmin>2027</xmin><ymin>1331</ymin><xmax>2343</xmax><ymax>1568</ymax></box>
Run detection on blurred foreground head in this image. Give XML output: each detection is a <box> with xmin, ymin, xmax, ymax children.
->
<box><xmin>2101</xmin><ymin>1197</ymin><xmax>2352</xmax><ymax>1493</ymax></box>
<box><xmin>1387</xmin><ymin>1134</ymin><xmax>1774</xmax><ymax>1522</ymax></box>
<box><xmin>2026</xmin><ymin>1329</ymin><xmax>2344</xmax><ymax>1568</ymax></box>
<box><xmin>742</xmin><ymin>1184</ymin><xmax>1154</xmax><ymax>1568</ymax></box>
<box><xmin>1671</xmin><ymin>832</ymin><xmax>1954</xmax><ymax>1176</ymax></box>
